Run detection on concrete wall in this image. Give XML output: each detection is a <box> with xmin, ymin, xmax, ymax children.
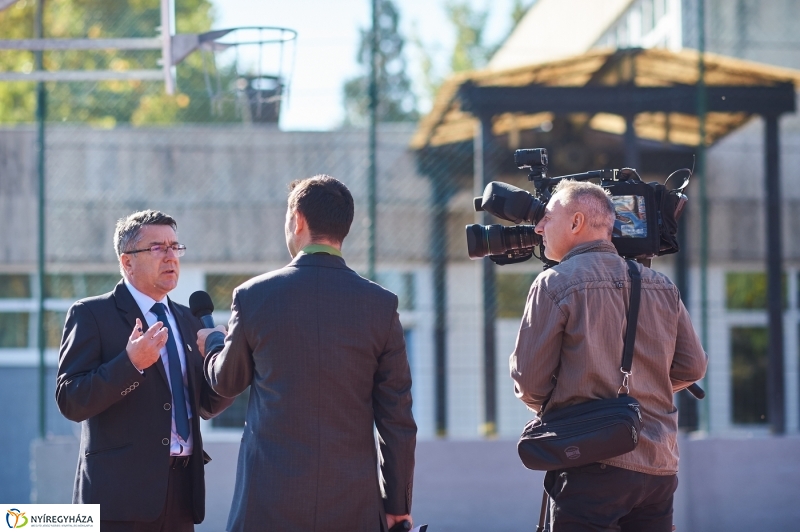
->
<box><xmin>0</xmin><ymin>124</ymin><xmax>431</xmax><ymax>269</ymax></box>
<box><xmin>28</xmin><ymin>435</ymin><xmax>800</xmax><ymax>532</ymax></box>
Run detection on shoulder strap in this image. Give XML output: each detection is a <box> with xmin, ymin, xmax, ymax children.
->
<box><xmin>619</xmin><ymin>260</ymin><xmax>642</xmax><ymax>393</ymax></box>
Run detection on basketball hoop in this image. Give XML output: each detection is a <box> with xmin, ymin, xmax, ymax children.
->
<box><xmin>198</xmin><ymin>27</ymin><xmax>297</xmax><ymax>124</ymax></box>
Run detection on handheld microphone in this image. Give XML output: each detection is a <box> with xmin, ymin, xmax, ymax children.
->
<box><xmin>189</xmin><ymin>291</ymin><xmax>216</xmax><ymax>329</ymax></box>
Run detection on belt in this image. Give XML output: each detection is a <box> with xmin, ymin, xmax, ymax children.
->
<box><xmin>169</xmin><ymin>456</ymin><xmax>191</xmax><ymax>469</ymax></box>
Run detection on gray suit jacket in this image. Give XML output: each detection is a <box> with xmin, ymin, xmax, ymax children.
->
<box><xmin>205</xmin><ymin>252</ymin><xmax>417</xmax><ymax>532</ymax></box>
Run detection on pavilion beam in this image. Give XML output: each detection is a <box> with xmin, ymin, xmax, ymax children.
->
<box><xmin>458</xmin><ymin>83</ymin><xmax>796</xmax><ymax>117</ymax></box>
<box><xmin>624</xmin><ymin>114</ymin><xmax>640</xmax><ymax>169</ymax></box>
<box><xmin>474</xmin><ymin>113</ymin><xmax>497</xmax><ymax>437</ymax></box>
<box><xmin>764</xmin><ymin>113</ymin><xmax>785</xmax><ymax>434</ymax></box>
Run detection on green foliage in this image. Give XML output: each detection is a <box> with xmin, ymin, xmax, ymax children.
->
<box><xmin>511</xmin><ymin>0</ymin><xmax>529</xmax><ymax>27</ymax></box>
<box><xmin>496</xmin><ymin>272</ymin><xmax>537</xmax><ymax>318</ymax></box>
<box><xmin>414</xmin><ymin>1</ymin><xmax>529</xmax><ymax>105</ymax></box>
<box><xmin>445</xmin><ymin>1</ymin><xmax>491</xmax><ymax>72</ymax></box>
<box><xmin>343</xmin><ymin>0</ymin><xmax>418</xmax><ymax>125</ymax></box>
<box><xmin>725</xmin><ymin>271</ymin><xmax>787</xmax><ymax>310</ymax></box>
<box><xmin>0</xmin><ymin>0</ymin><xmax>240</xmax><ymax>125</ymax></box>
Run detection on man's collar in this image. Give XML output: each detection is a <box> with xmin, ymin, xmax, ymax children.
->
<box><xmin>123</xmin><ymin>278</ymin><xmax>169</xmax><ymax>316</ymax></box>
<box><xmin>560</xmin><ymin>239</ymin><xmax>617</xmax><ymax>263</ymax></box>
<box><xmin>300</xmin><ymin>243</ymin><xmax>343</xmax><ymax>258</ymax></box>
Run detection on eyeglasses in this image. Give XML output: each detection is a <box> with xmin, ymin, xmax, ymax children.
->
<box><xmin>123</xmin><ymin>244</ymin><xmax>186</xmax><ymax>257</ymax></box>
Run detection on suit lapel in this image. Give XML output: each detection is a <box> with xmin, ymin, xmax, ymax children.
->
<box><xmin>114</xmin><ymin>281</ymin><xmax>169</xmax><ymax>386</ymax></box>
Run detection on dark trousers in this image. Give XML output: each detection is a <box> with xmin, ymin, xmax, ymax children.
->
<box><xmin>101</xmin><ymin>459</ymin><xmax>195</xmax><ymax>532</ymax></box>
<box><xmin>543</xmin><ymin>463</ymin><xmax>678</xmax><ymax>532</ymax></box>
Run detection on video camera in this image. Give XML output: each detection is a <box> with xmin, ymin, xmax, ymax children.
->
<box><xmin>465</xmin><ymin>148</ymin><xmax>691</xmax><ymax>267</ymax></box>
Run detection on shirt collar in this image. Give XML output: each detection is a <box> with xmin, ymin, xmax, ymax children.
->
<box><xmin>560</xmin><ymin>239</ymin><xmax>618</xmax><ymax>263</ymax></box>
<box><xmin>300</xmin><ymin>243</ymin><xmax>343</xmax><ymax>258</ymax></box>
<box><xmin>124</xmin><ymin>278</ymin><xmax>169</xmax><ymax>317</ymax></box>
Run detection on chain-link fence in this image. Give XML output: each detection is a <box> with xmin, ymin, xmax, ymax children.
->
<box><xmin>4</xmin><ymin>0</ymin><xmax>800</xmax><ymax>506</ymax></box>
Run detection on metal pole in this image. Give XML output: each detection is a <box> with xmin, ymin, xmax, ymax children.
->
<box><xmin>676</xmin><ymin>203</ymin><xmax>699</xmax><ymax>430</ymax></box>
<box><xmin>696</xmin><ymin>0</ymin><xmax>710</xmax><ymax>433</ymax></box>
<box><xmin>367</xmin><ymin>0</ymin><xmax>378</xmax><ymax>281</ymax></box>
<box><xmin>764</xmin><ymin>114</ymin><xmax>785</xmax><ymax>434</ymax></box>
<box><xmin>35</xmin><ymin>0</ymin><xmax>47</xmax><ymax>440</ymax></box>
<box><xmin>475</xmin><ymin>115</ymin><xmax>496</xmax><ymax>437</ymax></box>
<box><xmin>624</xmin><ymin>114</ymin><xmax>640</xmax><ymax>170</ymax></box>
<box><xmin>432</xmin><ymin>174</ymin><xmax>448</xmax><ymax>437</ymax></box>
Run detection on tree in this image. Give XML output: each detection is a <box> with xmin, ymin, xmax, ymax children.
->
<box><xmin>445</xmin><ymin>0</ymin><xmax>491</xmax><ymax>73</ymax></box>
<box><xmin>0</xmin><ymin>0</ymin><xmax>239</xmax><ymax>125</ymax></box>
<box><xmin>413</xmin><ymin>1</ymin><xmax>532</xmax><ymax>108</ymax></box>
<box><xmin>342</xmin><ymin>0</ymin><xmax>418</xmax><ymax>125</ymax></box>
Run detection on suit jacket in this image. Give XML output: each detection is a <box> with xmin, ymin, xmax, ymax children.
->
<box><xmin>56</xmin><ymin>281</ymin><xmax>234</xmax><ymax>523</ymax></box>
<box><xmin>204</xmin><ymin>252</ymin><xmax>417</xmax><ymax>532</ymax></box>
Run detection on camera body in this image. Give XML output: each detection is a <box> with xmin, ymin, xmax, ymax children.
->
<box><xmin>466</xmin><ymin>148</ymin><xmax>690</xmax><ymax>266</ymax></box>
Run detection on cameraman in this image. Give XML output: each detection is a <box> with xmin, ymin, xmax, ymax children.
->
<box><xmin>510</xmin><ymin>179</ymin><xmax>707</xmax><ymax>531</ymax></box>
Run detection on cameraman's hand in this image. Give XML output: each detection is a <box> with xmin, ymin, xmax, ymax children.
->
<box><xmin>386</xmin><ymin>514</ymin><xmax>412</xmax><ymax>530</ymax></box>
<box><xmin>196</xmin><ymin>326</ymin><xmax>226</xmax><ymax>357</ymax></box>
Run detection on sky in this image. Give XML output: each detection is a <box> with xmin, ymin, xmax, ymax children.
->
<box><xmin>210</xmin><ymin>0</ymin><xmax>518</xmax><ymax>130</ymax></box>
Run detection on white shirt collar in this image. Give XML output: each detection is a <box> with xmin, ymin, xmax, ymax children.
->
<box><xmin>124</xmin><ymin>278</ymin><xmax>170</xmax><ymax>318</ymax></box>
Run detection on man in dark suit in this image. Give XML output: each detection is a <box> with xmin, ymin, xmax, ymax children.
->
<box><xmin>56</xmin><ymin>210</ymin><xmax>234</xmax><ymax>532</ymax></box>
<box><xmin>198</xmin><ymin>175</ymin><xmax>417</xmax><ymax>532</ymax></box>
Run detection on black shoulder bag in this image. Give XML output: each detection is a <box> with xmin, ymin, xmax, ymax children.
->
<box><xmin>517</xmin><ymin>259</ymin><xmax>644</xmax><ymax>472</ymax></box>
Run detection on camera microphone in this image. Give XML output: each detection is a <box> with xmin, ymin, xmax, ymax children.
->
<box><xmin>189</xmin><ymin>291</ymin><xmax>216</xmax><ymax>329</ymax></box>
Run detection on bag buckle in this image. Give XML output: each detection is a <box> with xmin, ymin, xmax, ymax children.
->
<box><xmin>618</xmin><ymin>368</ymin><xmax>631</xmax><ymax>395</ymax></box>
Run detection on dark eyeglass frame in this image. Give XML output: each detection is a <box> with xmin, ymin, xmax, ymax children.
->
<box><xmin>123</xmin><ymin>244</ymin><xmax>187</xmax><ymax>257</ymax></box>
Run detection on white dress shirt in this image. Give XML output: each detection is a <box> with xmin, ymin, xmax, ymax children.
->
<box><xmin>125</xmin><ymin>279</ymin><xmax>194</xmax><ymax>456</ymax></box>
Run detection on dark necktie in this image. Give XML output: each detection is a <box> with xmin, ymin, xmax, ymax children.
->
<box><xmin>151</xmin><ymin>302</ymin><xmax>191</xmax><ymax>442</ymax></box>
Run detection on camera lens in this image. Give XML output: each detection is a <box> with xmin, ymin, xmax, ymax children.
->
<box><xmin>476</xmin><ymin>182</ymin><xmax>546</xmax><ymax>224</ymax></box>
<box><xmin>466</xmin><ymin>224</ymin><xmax>541</xmax><ymax>259</ymax></box>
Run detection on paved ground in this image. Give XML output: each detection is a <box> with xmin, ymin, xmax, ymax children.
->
<box><xmin>30</xmin><ymin>435</ymin><xmax>800</xmax><ymax>531</ymax></box>
<box><xmin>199</xmin><ymin>439</ymin><xmax>544</xmax><ymax>532</ymax></box>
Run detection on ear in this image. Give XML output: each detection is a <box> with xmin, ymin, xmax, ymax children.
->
<box><xmin>294</xmin><ymin>211</ymin><xmax>306</xmax><ymax>236</ymax></box>
<box><xmin>119</xmin><ymin>255</ymin><xmax>133</xmax><ymax>277</ymax></box>
<box><xmin>571</xmin><ymin>211</ymin><xmax>585</xmax><ymax>233</ymax></box>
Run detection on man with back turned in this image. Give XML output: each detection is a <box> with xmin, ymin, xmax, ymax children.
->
<box><xmin>56</xmin><ymin>210</ymin><xmax>234</xmax><ymax>531</ymax></box>
<box><xmin>199</xmin><ymin>175</ymin><xmax>417</xmax><ymax>532</ymax></box>
<box><xmin>510</xmin><ymin>180</ymin><xmax>707</xmax><ymax>531</ymax></box>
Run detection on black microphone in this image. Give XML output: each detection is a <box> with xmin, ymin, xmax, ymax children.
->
<box><xmin>189</xmin><ymin>291</ymin><xmax>215</xmax><ymax>329</ymax></box>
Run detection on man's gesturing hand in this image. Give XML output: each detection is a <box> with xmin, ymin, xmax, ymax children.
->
<box><xmin>126</xmin><ymin>318</ymin><xmax>167</xmax><ymax>371</ymax></box>
<box><xmin>196</xmin><ymin>326</ymin><xmax>226</xmax><ymax>357</ymax></box>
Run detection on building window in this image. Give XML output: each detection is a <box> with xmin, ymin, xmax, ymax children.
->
<box><xmin>0</xmin><ymin>274</ymin><xmax>31</xmax><ymax>298</ymax></box>
<box><xmin>46</xmin><ymin>311</ymin><xmax>68</xmax><ymax>348</ymax></box>
<box><xmin>725</xmin><ymin>272</ymin><xmax>787</xmax><ymax>310</ymax></box>
<box><xmin>375</xmin><ymin>271</ymin><xmax>415</xmax><ymax>311</ymax></box>
<box><xmin>45</xmin><ymin>274</ymin><xmax>119</xmax><ymax>299</ymax></box>
<box><xmin>212</xmin><ymin>388</ymin><xmax>250</xmax><ymax>428</ymax></box>
<box><xmin>654</xmin><ymin>0</ymin><xmax>667</xmax><ymax>20</ymax></box>
<box><xmin>730</xmin><ymin>326</ymin><xmax>768</xmax><ymax>425</ymax></box>
<box><xmin>497</xmin><ymin>273</ymin><xmax>537</xmax><ymax>318</ymax></box>
<box><xmin>0</xmin><ymin>312</ymin><xmax>30</xmax><ymax>348</ymax></box>
<box><xmin>206</xmin><ymin>274</ymin><xmax>259</xmax><ymax>313</ymax></box>
<box><xmin>641</xmin><ymin>0</ymin><xmax>655</xmax><ymax>34</ymax></box>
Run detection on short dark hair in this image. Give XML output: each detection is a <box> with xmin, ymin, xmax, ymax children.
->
<box><xmin>288</xmin><ymin>175</ymin><xmax>354</xmax><ymax>243</ymax></box>
<box><xmin>114</xmin><ymin>209</ymin><xmax>177</xmax><ymax>259</ymax></box>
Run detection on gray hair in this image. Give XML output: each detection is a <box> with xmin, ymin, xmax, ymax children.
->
<box><xmin>551</xmin><ymin>179</ymin><xmax>615</xmax><ymax>236</ymax></box>
<box><xmin>114</xmin><ymin>210</ymin><xmax>178</xmax><ymax>273</ymax></box>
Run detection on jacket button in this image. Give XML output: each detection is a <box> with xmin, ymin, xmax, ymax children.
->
<box><xmin>162</xmin><ymin>438</ymin><xmax>169</xmax><ymax>446</ymax></box>
<box><xmin>164</xmin><ymin>403</ymin><xmax>171</xmax><ymax>410</ymax></box>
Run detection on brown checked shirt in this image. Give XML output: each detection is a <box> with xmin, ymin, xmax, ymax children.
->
<box><xmin>510</xmin><ymin>240</ymin><xmax>707</xmax><ymax>476</ymax></box>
